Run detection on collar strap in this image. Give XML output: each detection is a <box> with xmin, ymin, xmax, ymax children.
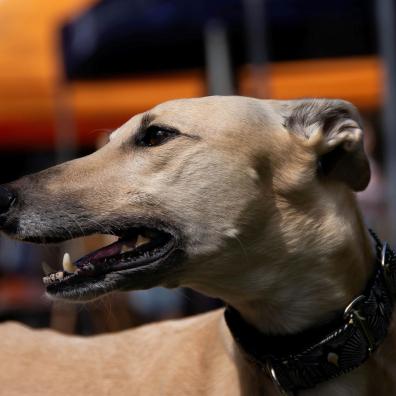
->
<box><xmin>224</xmin><ymin>230</ymin><xmax>396</xmax><ymax>395</ymax></box>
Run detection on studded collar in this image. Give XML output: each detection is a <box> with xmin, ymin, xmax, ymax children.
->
<box><xmin>224</xmin><ymin>230</ymin><xmax>396</xmax><ymax>395</ymax></box>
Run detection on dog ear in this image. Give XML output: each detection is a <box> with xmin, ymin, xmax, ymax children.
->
<box><xmin>284</xmin><ymin>99</ymin><xmax>370</xmax><ymax>191</ymax></box>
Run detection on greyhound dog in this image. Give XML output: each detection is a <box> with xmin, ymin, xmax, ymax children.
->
<box><xmin>0</xmin><ymin>96</ymin><xmax>395</xmax><ymax>396</ymax></box>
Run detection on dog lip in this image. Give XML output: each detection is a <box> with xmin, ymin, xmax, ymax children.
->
<box><xmin>69</xmin><ymin>226</ymin><xmax>172</xmax><ymax>266</ymax></box>
<box><xmin>15</xmin><ymin>219</ymin><xmax>180</xmax><ymax>245</ymax></box>
<box><xmin>75</xmin><ymin>230</ymin><xmax>173</xmax><ymax>271</ymax></box>
<box><xmin>43</xmin><ymin>228</ymin><xmax>178</xmax><ymax>292</ymax></box>
<box><xmin>44</xmin><ymin>239</ymin><xmax>182</xmax><ymax>301</ymax></box>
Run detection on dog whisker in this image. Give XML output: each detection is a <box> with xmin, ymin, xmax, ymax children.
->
<box><xmin>58</xmin><ymin>211</ymin><xmax>86</xmax><ymax>238</ymax></box>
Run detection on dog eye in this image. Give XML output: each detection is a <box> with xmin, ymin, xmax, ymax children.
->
<box><xmin>136</xmin><ymin>126</ymin><xmax>178</xmax><ymax>147</ymax></box>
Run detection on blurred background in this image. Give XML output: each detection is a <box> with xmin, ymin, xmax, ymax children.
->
<box><xmin>0</xmin><ymin>0</ymin><xmax>395</xmax><ymax>335</ymax></box>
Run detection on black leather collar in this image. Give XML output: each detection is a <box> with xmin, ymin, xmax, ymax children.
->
<box><xmin>224</xmin><ymin>230</ymin><xmax>396</xmax><ymax>395</ymax></box>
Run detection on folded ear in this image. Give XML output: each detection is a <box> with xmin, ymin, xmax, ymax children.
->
<box><xmin>284</xmin><ymin>99</ymin><xmax>370</xmax><ymax>191</ymax></box>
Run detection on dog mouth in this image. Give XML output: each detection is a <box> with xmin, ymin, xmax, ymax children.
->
<box><xmin>43</xmin><ymin>226</ymin><xmax>180</xmax><ymax>300</ymax></box>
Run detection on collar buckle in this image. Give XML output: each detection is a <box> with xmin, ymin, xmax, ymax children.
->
<box><xmin>225</xmin><ymin>230</ymin><xmax>395</xmax><ymax>393</ymax></box>
<box><xmin>266</xmin><ymin>362</ymin><xmax>293</xmax><ymax>396</ymax></box>
<box><xmin>344</xmin><ymin>295</ymin><xmax>375</xmax><ymax>353</ymax></box>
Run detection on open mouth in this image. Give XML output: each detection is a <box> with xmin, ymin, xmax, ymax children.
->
<box><xmin>43</xmin><ymin>226</ymin><xmax>179</xmax><ymax>300</ymax></box>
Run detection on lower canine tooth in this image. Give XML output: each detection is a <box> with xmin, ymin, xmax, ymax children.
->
<box><xmin>121</xmin><ymin>245</ymin><xmax>131</xmax><ymax>254</ymax></box>
<box><xmin>136</xmin><ymin>235</ymin><xmax>150</xmax><ymax>247</ymax></box>
<box><xmin>41</xmin><ymin>261</ymin><xmax>55</xmax><ymax>275</ymax></box>
<box><xmin>62</xmin><ymin>253</ymin><xmax>77</xmax><ymax>273</ymax></box>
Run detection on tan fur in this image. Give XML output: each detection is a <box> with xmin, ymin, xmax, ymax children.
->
<box><xmin>0</xmin><ymin>96</ymin><xmax>394</xmax><ymax>395</ymax></box>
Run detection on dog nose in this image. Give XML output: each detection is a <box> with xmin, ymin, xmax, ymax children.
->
<box><xmin>0</xmin><ymin>186</ymin><xmax>16</xmax><ymax>214</ymax></box>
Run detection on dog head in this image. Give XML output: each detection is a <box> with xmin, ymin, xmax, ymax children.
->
<box><xmin>0</xmin><ymin>96</ymin><xmax>370</xmax><ymax>302</ymax></box>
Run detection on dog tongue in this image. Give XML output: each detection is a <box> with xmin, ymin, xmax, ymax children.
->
<box><xmin>75</xmin><ymin>236</ymin><xmax>137</xmax><ymax>267</ymax></box>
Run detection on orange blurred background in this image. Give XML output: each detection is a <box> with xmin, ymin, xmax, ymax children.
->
<box><xmin>0</xmin><ymin>0</ymin><xmax>384</xmax><ymax>149</ymax></box>
<box><xmin>0</xmin><ymin>0</ymin><xmax>392</xmax><ymax>334</ymax></box>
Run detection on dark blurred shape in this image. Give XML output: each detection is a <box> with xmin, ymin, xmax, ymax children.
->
<box><xmin>0</xmin><ymin>186</ymin><xmax>15</xmax><ymax>215</ymax></box>
<box><xmin>62</xmin><ymin>0</ymin><xmax>242</xmax><ymax>78</ymax></box>
<box><xmin>376</xmin><ymin>0</ymin><xmax>396</xmax><ymax>244</ymax></box>
<box><xmin>62</xmin><ymin>0</ymin><xmax>376</xmax><ymax>79</ymax></box>
<box><xmin>204</xmin><ymin>19</ymin><xmax>234</xmax><ymax>95</ymax></box>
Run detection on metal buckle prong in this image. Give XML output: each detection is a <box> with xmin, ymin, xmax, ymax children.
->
<box><xmin>344</xmin><ymin>295</ymin><xmax>375</xmax><ymax>353</ymax></box>
<box><xmin>266</xmin><ymin>362</ymin><xmax>293</xmax><ymax>396</ymax></box>
<box><xmin>380</xmin><ymin>242</ymin><xmax>395</xmax><ymax>295</ymax></box>
<box><xmin>381</xmin><ymin>242</ymin><xmax>389</xmax><ymax>269</ymax></box>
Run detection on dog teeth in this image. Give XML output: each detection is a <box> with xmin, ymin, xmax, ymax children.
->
<box><xmin>120</xmin><ymin>244</ymin><xmax>131</xmax><ymax>254</ymax></box>
<box><xmin>41</xmin><ymin>261</ymin><xmax>55</xmax><ymax>275</ymax></box>
<box><xmin>120</xmin><ymin>235</ymin><xmax>150</xmax><ymax>254</ymax></box>
<box><xmin>55</xmin><ymin>271</ymin><xmax>64</xmax><ymax>280</ymax></box>
<box><xmin>62</xmin><ymin>252</ymin><xmax>77</xmax><ymax>273</ymax></box>
<box><xmin>43</xmin><ymin>271</ymin><xmax>64</xmax><ymax>285</ymax></box>
<box><xmin>136</xmin><ymin>234</ymin><xmax>151</xmax><ymax>247</ymax></box>
<box><xmin>82</xmin><ymin>263</ymin><xmax>95</xmax><ymax>272</ymax></box>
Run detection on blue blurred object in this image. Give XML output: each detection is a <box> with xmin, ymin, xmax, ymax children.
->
<box><xmin>128</xmin><ymin>287</ymin><xmax>184</xmax><ymax>319</ymax></box>
<box><xmin>62</xmin><ymin>0</ymin><xmax>242</xmax><ymax>78</ymax></box>
<box><xmin>61</xmin><ymin>0</ymin><xmax>375</xmax><ymax>79</ymax></box>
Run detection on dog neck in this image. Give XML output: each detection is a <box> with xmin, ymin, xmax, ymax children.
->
<box><xmin>189</xmin><ymin>188</ymin><xmax>375</xmax><ymax>336</ymax></box>
<box><xmin>233</xmin><ymin>194</ymin><xmax>375</xmax><ymax>335</ymax></box>
<box><xmin>223</xmin><ymin>230</ymin><xmax>396</xmax><ymax>395</ymax></box>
